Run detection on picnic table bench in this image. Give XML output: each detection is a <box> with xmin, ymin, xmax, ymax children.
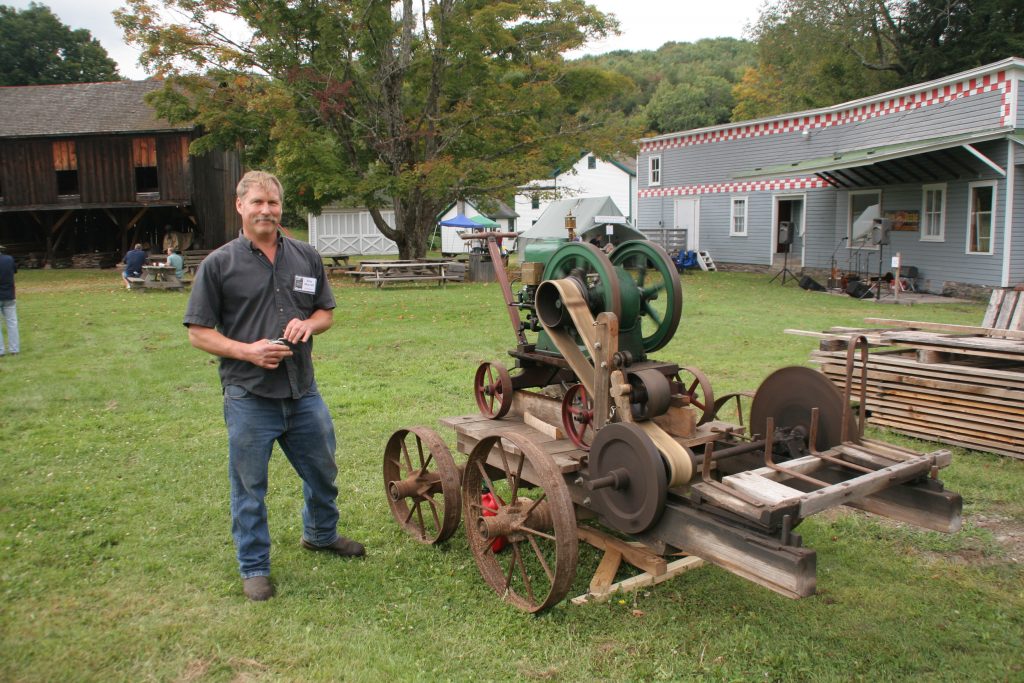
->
<box><xmin>129</xmin><ymin>264</ymin><xmax>185</xmax><ymax>291</ymax></box>
<box><xmin>342</xmin><ymin>259</ymin><xmax>464</xmax><ymax>287</ymax></box>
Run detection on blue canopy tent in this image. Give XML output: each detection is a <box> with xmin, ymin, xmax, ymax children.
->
<box><xmin>439</xmin><ymin>213</ymin><xmax>480</xmax><ymax>228</ymax></box>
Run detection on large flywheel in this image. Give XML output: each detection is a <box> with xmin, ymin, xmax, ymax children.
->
<box><xmin>540</xmin><ymin>242</ymin><xmax>622</xmax><ymax>323</ymax></box>
<box><xmin>610</xmin><ymin>241</ymin><xmax>683</xmax><ymax>353</ymax></box>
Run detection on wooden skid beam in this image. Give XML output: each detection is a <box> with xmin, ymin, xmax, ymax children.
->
<box><xmin>642</xmin><ymin>502</ymin><xmax>817</xmax><ymax>599</ymax></box>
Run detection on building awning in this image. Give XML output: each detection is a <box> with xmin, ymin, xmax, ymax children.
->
<box><xmin>733</xmin><ymin>128</ymin><xmax>1019</xmax><ymax>188</ymax></box>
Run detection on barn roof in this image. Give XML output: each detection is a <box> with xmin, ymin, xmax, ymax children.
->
<box><xmin>0</xmin><ymin>80</ymin><xmax>192</xmax><ymax>139</ymax></box>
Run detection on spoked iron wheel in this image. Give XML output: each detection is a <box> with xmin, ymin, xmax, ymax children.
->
<box><xmin>712</xmin><ymin>391</ymin><xmax>755</xmax><ymax>429</ymax></box>
<box><xmin>383</xmin><ymin>427</ymin><xmax>462</xmax><ymax>544</ymax></box>
<box><xmin>474</xmin><ymin>361</ymin><xmax>513</xmax><ymax>419</ymax></box>
<box><xmin>672</xmin><ymin>366</ymin><xmax>715</xmax><ymax>425</ymax></box>
<box><xmin>610</xmin><ymin>241</ymin><xmax>683</xmax><ymax>353</ymax></box>
<box><xmin>462</xmin><ymin>431</ymin><xmax>578</xmax><ymax>613</ymax></box>
<box><xmin>561</xmin><ymin>383</ymin><xmax>596</xmax><ymax>450</ymax></box>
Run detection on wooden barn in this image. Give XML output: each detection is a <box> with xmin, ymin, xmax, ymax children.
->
<box><xmin>0</xmin><ymin>80</ymin><xmax>241</xmax><ymax>266</ymax></box>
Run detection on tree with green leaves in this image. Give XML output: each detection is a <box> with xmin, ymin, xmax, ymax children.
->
<box><xmin>0</xmin><ymin>3</ymin><xmax>120</xmax><ymax>85</ymax></box>
<box><xmin>116</xmin><ymin>0</ymin><xmax>636</xmax><ymax>258</ymax></box>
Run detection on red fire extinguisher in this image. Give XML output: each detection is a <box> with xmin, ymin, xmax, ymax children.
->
<box><xmin>480</xmin><ymin>491</ymin><xmax>507</xmax><ymax>553</ymax></box>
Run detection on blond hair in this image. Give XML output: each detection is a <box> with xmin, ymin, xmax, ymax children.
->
<box><xmin>236</xmin><ymin>171</ymin><xmax>284</xmax><ymax>202</ymax></box>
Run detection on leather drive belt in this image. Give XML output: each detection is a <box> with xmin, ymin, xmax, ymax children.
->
<box><xmin>537</xmin><ymin>278</ymin><xmax>693</xmax><ymax>486</ymax></box>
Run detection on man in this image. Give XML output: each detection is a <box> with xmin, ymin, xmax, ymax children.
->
<box><xmin>183</xmin><ymin>170</ymin><xmax>363</xmax><ymax>602</ymax></box>
<box><xmin>166</xmin><ymin>246</ymin><xmax>185</xmax><ymax>280</ymax></box>
<box><xmin>122</xmin><ymin>243</ymin><xmax>147</xmax><ymax>288</ymax></box>
<box><xmin>0</xmin><ymin>245</ymin><xmax>19</xmax><ymax>356</ymax></box>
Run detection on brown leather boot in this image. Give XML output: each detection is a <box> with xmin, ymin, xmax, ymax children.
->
<box><xmin>300</xmin><ymin>536</ymin><xmax>365</xmax><ymax>558</ymax></box>
<box><xmin>242</xmin><ymin>575</ymin><xmax>275</xmax><ymax>601</ymax></box>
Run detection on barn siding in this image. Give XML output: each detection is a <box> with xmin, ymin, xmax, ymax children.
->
<box><xmin>78</xmin><ymin>136</ymin><xmax>134</xmax><ymax>203</ymax></box>
<box><xmin>157</xmin><ymin>134</ymin><xmax>191</xmax><ymax>201</ymax></box>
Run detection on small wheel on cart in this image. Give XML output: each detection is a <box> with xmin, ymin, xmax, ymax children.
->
<box><xmin>474</xmin><ymin>361</ymin><xmax>513</xmax><ymax>419</ymax></box>
<box><xmin>671</xmin><ymin>366</ymin><xmax>715</xmax><ymax>425</ymax></box>
<box><xmin>384</xmin><ymin>427</ymin><xmax>462</xmax><ymax>544</ymax></box>
<box><xmin>462</xmin><ymin>430</ymin><xmax>579</xmax><ymax>613</ymax></box>
<box><xmin>561</xmin><ymin>383</ymin><xmax>596</xmax><ymax>450</ymax></box>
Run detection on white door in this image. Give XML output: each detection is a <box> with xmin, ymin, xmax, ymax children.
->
<box><xmin>674</xmin><ymin>198</ymin><xmax>699</xmax><ymax>251</ymax></box>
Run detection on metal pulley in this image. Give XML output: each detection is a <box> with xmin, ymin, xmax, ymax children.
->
<box><xmin>585</xmin><ymin>422</ymin><xmax>668</xmax><ymax>534</ymax></box>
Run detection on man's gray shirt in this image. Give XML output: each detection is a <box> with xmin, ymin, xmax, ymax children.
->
<box><xmin>183</xmin><ymin>234</ymin><xmax>336</xmax><ymax>399</ymax></box>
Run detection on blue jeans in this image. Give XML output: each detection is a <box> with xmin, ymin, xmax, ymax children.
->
<box><xmin>0</xmin><ymin>299</ymin><xmax>17</xmax><ymax>354</ymax></box>
<box><xmin>223</xmin><ymin>382</ymin><xmax>339</xmax><ymax>578</ymax></box>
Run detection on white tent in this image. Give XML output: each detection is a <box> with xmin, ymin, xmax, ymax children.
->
<box><xmin>516</xmin><ymin>196</ymin><xmax>645</xmax><ymax>255</ymax></box>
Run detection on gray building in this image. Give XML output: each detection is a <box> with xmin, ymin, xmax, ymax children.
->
<box><xmin>636</xmin><ymin>57</ymin><xmax>1024</xmax><ymax>295</ymax></box>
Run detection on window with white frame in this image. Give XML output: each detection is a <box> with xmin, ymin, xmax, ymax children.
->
<box><xmin>848</xmin><ymin>190</ymin><xmax>881</xmax><ymax>246</ymax></box>
<box><xmin>967</xmin><ymin>181</ymin><xmax>996</xmax><ymax>254</ymax></box>
<box><xmin>649</xmin><ymin>155</ymin><xmax>661</xmax><ymax>186</ymax></box>
<box><xmin>730</xmin><ymin>197</ymin><xmax>747</xmax><ymax>236</ymax></box>
<box><xmin>920</xmin><ymin>183</ymin><xmax>945</xmax><ymax>241</ymax></box>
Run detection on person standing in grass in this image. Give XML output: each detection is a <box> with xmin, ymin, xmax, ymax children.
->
<box><xmin>182</xmin><ymin>170</ymin><xmax>363</xmax><ymax>602</ymax></box>
<box><xmin>0</xmin><ymin>245</ymin><xmax>19</xmax><ymax>356</ymax></box>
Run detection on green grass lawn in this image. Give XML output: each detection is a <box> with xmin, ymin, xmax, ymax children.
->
<box><xmin>1</xmin><ymin>268</ymin><xmax>1021</xmax><ymax>682</ymax></box>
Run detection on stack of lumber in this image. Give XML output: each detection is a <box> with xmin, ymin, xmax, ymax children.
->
<box><xmin>71</xmin><ymin>251</ymin><xmax>120</xmax><ymax>268</ymax></box>
<box><xmin>787</xmin><ymin>317</ymin><xmax>1024</xmax><ymax>459</ymax></box>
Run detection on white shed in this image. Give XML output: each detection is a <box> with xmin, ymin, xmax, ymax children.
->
<box><xmin>307</xmin><ymin>207</ymin><xmax>398</xmax><ymax>256</ymax></box>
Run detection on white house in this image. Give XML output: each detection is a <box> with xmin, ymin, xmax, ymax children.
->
<box><xmin>515</xmin><ymin>152</ymin><xmax>637</xmax><ymax>228</ymax></box>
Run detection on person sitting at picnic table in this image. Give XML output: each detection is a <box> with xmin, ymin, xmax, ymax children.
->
<box><xmin>166</xmin><ymin>247</ymin><xmax>185</xmax><ymax>280</ymax></box>
<box><xmin>122</xmin><ymin>244</ymin><xmax>147</xmax><ymax>289</ymax></box>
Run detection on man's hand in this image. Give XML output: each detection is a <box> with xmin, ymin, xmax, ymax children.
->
<box><xmin>279</xmin><ymin>309</ymin><xmax>333</xmax><ymax>344</ymax></box>
<box><xmin>246</xmin><ymin>339</ymin><xmax>294</xmax><ymax>369</ymax></box>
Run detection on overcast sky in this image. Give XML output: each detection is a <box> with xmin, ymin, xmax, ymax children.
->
<box><xmin>8</xmin><ymin>0</ymin><xmax>766</xmax><ymax>80</ymax></box>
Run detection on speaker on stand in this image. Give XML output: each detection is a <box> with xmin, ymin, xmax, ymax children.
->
<box><xmin>768</xmin><ymin>221</ymin><xmax>797</xmax><ymax>286</ymax></box>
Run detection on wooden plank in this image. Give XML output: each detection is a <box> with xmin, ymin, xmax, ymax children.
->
<box><xmin>722</xmin><ymin>472</ymin><xmax>804</xmax><ymax>505</ymax></box>
<box><xmin>571</xmin><ymin>556</ymin><xmax>706</xmax><ymax>605</ymax></box>
<box><xmin>1010</xmin><ymin>295</ymin><xmax>1024</xmax><ymax>332</ymax></box>
<box><xmin>523</xmin><ymin>411</ymin><xmax>563</xmax><ymax>439</ymax></box>
<box><xmin>995</xmin><ymin>291</ymin><xmax>1019</xmax><ymax>330</ymax></box>
<box><xmin>982</xmin><ymin>288</ymin><xmax>1005</xmax><ymax>327</ymax></box>
<box><xmin>577</xmin><ymin>525</ymin><xmax>668</xmax><ymax>577</ymax></box>
<box><xmin>863</xmin><ymin>317</ymin><xmax>1024</xmax><ymax>341</ymax></box>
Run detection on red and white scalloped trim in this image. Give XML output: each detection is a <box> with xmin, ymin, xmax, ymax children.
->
<box><xmin>640</xmin><ymin>72</ymin><xmax>1012</xmax><ymax>154</ymax></box>
<box><xmin>638</xmin><ymin>177</ymin><xmax>829</xmax><ymax>199</ymax></box>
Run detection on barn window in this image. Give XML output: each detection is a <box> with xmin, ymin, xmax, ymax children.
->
<box><xmin>649</xmin><ymin>155</ymin><xmax>661</xmax><ymax>186</ymax></box>
<box><xmin>587</xmin><ymin>155</ymin><xmax>597</xmax><ymax>169</ymax></box>
<box><xmin>531</xmin><ymin>194</ymin><xmax>540</xmax><ymax>210</ymax></box>
<box><xmin>133</xmin><ymin>137</ymin><xmax>159</xmax><ymax>196</ymax></box>
<box><xmin>967</xmin><ymin>181</ymin><xmax>995</xmax><ymax>255</ymax></box>
<box><xmin>53</xmin><ymin>140</ymin><xmax>79</xmax><ymax>198</ymax></box>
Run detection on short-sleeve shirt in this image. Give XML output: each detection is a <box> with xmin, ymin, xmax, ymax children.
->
<box><xmin>124</xmin><ymin>249</ymin><xmax>146</xmax><ymax>276</ymax></box>
<box><xmin>167</xmin><ymin>252</ymin><xmax>185</xmax><ymax>280</ymax></box>
<box><xmin>0</xmin><ymin>254</ymin><xmax>16</xmax><ymax>300</ymax></box>
<box><xmin>183</xmin><ymin>234</ymin><xmax>336</xmax><ymax>399</ymax></box>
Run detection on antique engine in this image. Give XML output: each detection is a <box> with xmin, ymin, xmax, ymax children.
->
<box><xmin>383</xmin><ymin>232</ymin><xmax>963</xmax><ymax>613</ymax></box>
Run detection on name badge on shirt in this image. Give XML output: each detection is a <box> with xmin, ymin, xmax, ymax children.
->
<box><xmin>294</xmin><ymin>275</ymin><xmax>317</xmax><ymax>294</ymax></box>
